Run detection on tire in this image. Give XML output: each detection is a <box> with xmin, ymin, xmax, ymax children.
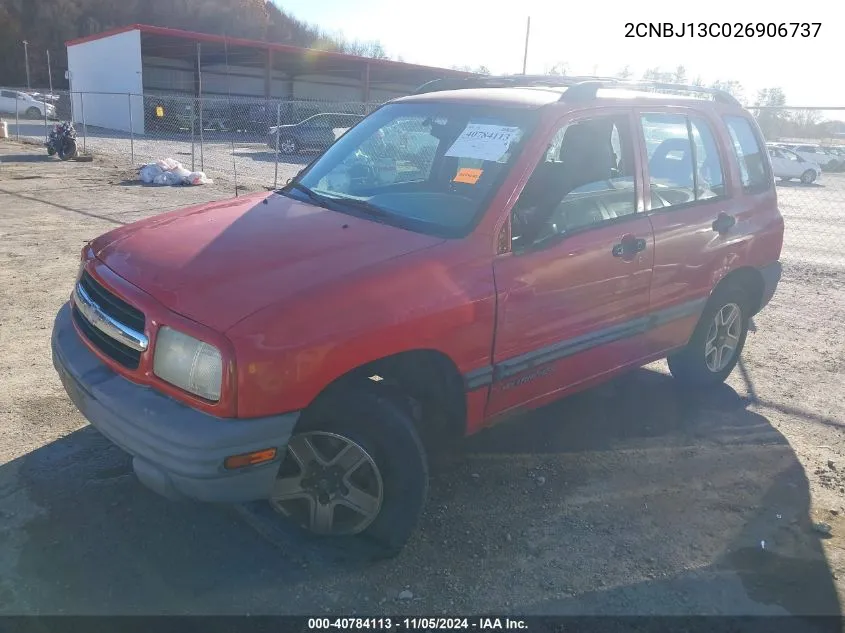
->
<box><xmin>47</xmin><ymin>146</ymin><xmax>56</xmax><ymax>156</ymax></box>
<box><xmin>800</xmin><ymin>170</ymin><xmax>816</xmax><ymax>185</ymax></box>
<box><xmin>58</xmin><ymin>138</ymin><xmax>78</xmax><ymax>161</ymax></box>
<box><xmin>268</xmin><ymin>387</ymin><xmax>428</xmax><ymax>556</ymax></box>
<box><xmin>667</xmin><ymin>283</ymin><xmax>750</xmax><ymax>387</ymax></box>
<box><xmin>279</xmin><ymin>136</ymin><xmax>299</xmax><ymax>154</ymax></box>
<box><xmin>25</xmin><ymin>107</ymin><xmax>41</xmax><ymax>119</ymax></box>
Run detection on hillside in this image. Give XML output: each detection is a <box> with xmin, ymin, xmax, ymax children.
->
<box><xmin>0</xmin><ymin>0</ymin><xmax>383</xmax><ymax>89</ymax></box>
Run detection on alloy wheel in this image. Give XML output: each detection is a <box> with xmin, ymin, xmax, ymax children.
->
<box><xmin>704</xmin><ymin>302</ymin><xmax>742</xmax><ymax>372</ymax></box>
<box><xmin>270</xmin><ymin>431</ymin><xmax>383</xmax><ymax>535</ymax></box>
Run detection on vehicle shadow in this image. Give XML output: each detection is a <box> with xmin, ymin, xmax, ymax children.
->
<box><xmin>777</xmin><ymin>181</ymin><xmax>825</xmax><ymax>189</ymax></box>
<box><xmin>3</xmin><ymin>367</ymin><xmax>840</xmax><ymax>616</ymax></box>
<box><xmin>0</xmin><ymin>154</ymin><xmax>54</xmax><ymax>164</ymax></box>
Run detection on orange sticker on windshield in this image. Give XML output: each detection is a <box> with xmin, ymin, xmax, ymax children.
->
<box><xmin>453</xmin><ymin>167</ymin><xmax>483</xmax><ymax>184</ymax></box>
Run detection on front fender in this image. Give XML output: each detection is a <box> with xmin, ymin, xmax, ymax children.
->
<box><xmin>226</xmin><ymin>242</ymin><xmax>497</xmax><ymax>418</ymax></box>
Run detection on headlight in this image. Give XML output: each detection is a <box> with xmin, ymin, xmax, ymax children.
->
<box><xmin>153</xmin><ymin>327</ymin><xmax>223</xmax><ymax>401</ymax></box>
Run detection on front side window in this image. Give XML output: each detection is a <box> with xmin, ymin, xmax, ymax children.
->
<box><xmin>641</xmin><ymin>113</ymin><xmax>726</xmax><ymax>209</ymax></box>
<box><xmin>511</xmin><ymin>114</ymin><xmax>637</xmax><ymax>249</ymax></box>
<box><xmin>724</xmin><ymin>115</ymin><xmax>770</xmax><ymax>192</ymax></box>
<box><xmin>292</xmin><ymin>102</ymin><xmax>536</xmax><ymax>236</ymax></box>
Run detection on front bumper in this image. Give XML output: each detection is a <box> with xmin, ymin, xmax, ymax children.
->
<box><xmin>51</xmin><ymin>302</ymin><xmax>299</xmax><ymax>503</ymax></box>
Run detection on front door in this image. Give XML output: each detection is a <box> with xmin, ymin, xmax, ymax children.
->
<box><xmin>487</xmin><ymin>111</ymin><xmax>654</xmax><ymax>418</ymax></box>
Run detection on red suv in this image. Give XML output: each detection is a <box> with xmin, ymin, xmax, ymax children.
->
<box><xmin>52</xmin><ymin>76</ymin><xmax>783</xmax><ymax>555</ymax></box>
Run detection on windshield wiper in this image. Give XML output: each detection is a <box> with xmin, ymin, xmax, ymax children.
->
<box><xmin>282</xmin><ymin>181</ymin><xmax>391</xmax><ymax>220</ymax></box>
<box><xmin>281</xmin><ymin>181</ymin><xmax>331</xmax><ymax>208</ymax></box>
<box><xmin>325</xmin><ymin>195</ymin><xmax>391</xmax><ymax>219</ymax></box>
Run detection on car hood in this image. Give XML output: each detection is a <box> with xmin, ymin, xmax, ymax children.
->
<box><xmin>92</xmin><ymin>191</ymin><xmax>444</xmax><ymax>332</ymax></box>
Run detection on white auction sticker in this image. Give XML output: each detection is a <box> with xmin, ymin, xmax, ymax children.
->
<box><xmin>445</xmin><ymin>123</ymin><xmax>521</xmax><ymax>162</ymax></box>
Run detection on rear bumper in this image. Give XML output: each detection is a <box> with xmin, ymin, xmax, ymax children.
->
<box><xmin>758</xmin><ymin>261</ymin><xmax>782</xmax><ymax>313</ymax></box>
<box><xmin>51</xmin><ymin>302</ymin><xmax>298</xmax><ymax>503</ymax></box>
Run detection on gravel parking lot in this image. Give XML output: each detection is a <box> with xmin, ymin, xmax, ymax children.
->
<box><xmin>0</xmin><ymin>141</ymin><xmax>843</xmax><ymax>617</ymax></box>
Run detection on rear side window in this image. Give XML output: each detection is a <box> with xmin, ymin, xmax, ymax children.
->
<box><xmin>641</xmin><ymin>113</ymin><xmax>726</xmax><ymax>209</ymax></box>
<box><xmin>724</xmin><ymin>115</ymin><xmax>770</xmax><ymax>192</ymax></box>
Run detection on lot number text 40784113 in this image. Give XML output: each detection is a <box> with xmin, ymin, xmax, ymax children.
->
<box><xmin>307</xmin><ymin>618</ymin><xmax>528</xmax><ymax>630</ymax></box>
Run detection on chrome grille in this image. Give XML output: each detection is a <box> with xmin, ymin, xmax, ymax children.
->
<box><xmin>71</xmin><ymin>272</ymin><xmax>147</xmax><ymax>369</ymax></box>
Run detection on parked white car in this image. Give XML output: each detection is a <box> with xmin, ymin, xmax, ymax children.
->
<box><xmin>0</xmin><ymin>89</ymin><xmax>56</xmax><ymax>119</ymax></box>
<box><xmin>767</xmin><ymin>144</ymin><xmax>822</xmax><ymax>184</ymax></box>
<box><xmin>821</xmin><ymin>146</ymin><xmax>845</xmax><ymax>171</ymax></box>
<box><xmin>779</xmin><ymin>143</ymin><xmax>841</xmax><ymax>171</ymax></box>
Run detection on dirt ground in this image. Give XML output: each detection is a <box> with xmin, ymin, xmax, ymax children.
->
<box><xmin>0</xmin><ymin>140</ymin><xmax>843</xmax><ymax>617</ymax></box>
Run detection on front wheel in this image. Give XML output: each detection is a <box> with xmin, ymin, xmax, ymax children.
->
<box><xmin>269</xmin><ymin>387</ymin><xmax>428</xmax><ymax>556</ymax></box>
<box><xmin>800</xmin><ymin>169</ymin><xmax>816</xmax><ymax>184</ymax></box>
<box><xmin>58</xmin><ymin>138</ymin><xmax>78</xmax><ymax>161</ymax></box>
<box><xmin>668</xmin><ymin>285</ymin><xmax>749</xmax><ymax>386</ymax></box>
<box><xmin>25</xmin><ymin>107</ymin><xmax>41</xmax><ymax>119</ymax></box>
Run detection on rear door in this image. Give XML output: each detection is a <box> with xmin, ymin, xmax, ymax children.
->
<box><xmin>487</xmin><ymin>110</ymin><xmax>654</xmax><ymax>417</ymax></box>
<box><xmin>640</xmin><ymin>109</ymin><xmax>772</xmax><ymax>356</ymax></box>
<box><xmin>781</xmin><ymin>148</ymin><xmax>810</xmax><ymax>177</ymax></box>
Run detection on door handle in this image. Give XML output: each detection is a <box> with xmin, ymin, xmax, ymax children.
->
<box><xmin>712</xmin><ymin>212</ymin><xmax>736</xmax><ymax>234</ymax></box>
<box><xmin>612</xmin><ymin>236</ymin><xmax>647</xmax><ymax>258</ymax></box>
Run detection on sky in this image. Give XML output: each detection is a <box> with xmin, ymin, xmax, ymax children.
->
<box><xmin>275</xmin><ymin>0</ymin><xmax>843</xmax><ymax>118</ymax></box>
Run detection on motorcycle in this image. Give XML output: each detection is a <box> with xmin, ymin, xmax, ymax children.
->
<box><xmin>46</xmin><ymin>122</ymin><xmax>79</xmax><ymax>161</ymax></box>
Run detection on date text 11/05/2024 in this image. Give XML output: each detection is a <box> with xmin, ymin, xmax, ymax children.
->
<box><xmin>307</xmin><ymin>618</ymin><xmax>528</xmax><ymax>630</ymax></box>
<box><xmin>625</xmin><ymin>22</ymin><xmax>821</xmax><ymax>38</ymax></box>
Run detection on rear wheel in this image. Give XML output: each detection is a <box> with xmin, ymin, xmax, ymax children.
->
<box><xmin>25</xmin><ymin>107</ymin><xmax>41</xmax><ymax>119</ymax></box>
<box><xmin>800</xmin><ymin>169</ymin><xmax>816</xmax><ymax>184</ymax></box>
<box><xmin>269</xmin><ymin>387</ymin><xmax>428</xmax><ymax>556</ymax></box>
<box><xmin>668</xmin><ymin>284</ymin><xmax>750</xmax><ymax>386</ymax></box>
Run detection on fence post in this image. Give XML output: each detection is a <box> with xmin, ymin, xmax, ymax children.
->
<box><xmin>15</xmin><ymin>96</ymin><xmax>19</xmax><ymax>141</ymax></box>
<box><xmin>43</xmin><ymin>97</ymin><xmax>48</xmax><ymax>142</ymax></box>
<box><xmin>274</xmin><ymin>103</ymin><xmax>281</xmax><ymax>189</ymax></box>
<box><xmin>127</xmin><ymin>93</ymin><xmax>135</xmax><ymax>166</ymax></box>
<box><xmin>80</xmin><ymin>92</ymin><xmax>87</xmax><ymax>153</ymax></box>
<box><xmin>191</xmin><ymin>101</ymin><xmax>196</xmax><ymax>172</ymax></box>
<box><xmin>198</xmin><ymin>95</ymin><xmax>205</xmax><ymax>171</ymax></box>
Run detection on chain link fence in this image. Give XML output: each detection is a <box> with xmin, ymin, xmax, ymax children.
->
<box><xmin>1</xmin><ymin>88</ymin><xmax>380</xmax><ymax>190</ymax></box>
<box><xmin>2</xmin><ymin>92</ymin><xmax>844</xmax><ymax>274</ymax></box>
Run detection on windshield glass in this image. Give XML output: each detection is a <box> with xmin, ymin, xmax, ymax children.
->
<box><xmin>292</xmin><ymin>102</ymin><xmax>537</xmax><ymax>236</ymax></box>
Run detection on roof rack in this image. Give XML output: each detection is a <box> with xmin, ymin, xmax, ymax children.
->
<box><xmin>412</xmin><ymin>74</ymin><xmax>741</xmax><ymax>106</ymax></box>
<box><xmin>412</xmin><ymin>74</ymin><xmax>618</xmax><ymax>94</ymax></box>
<box><xmin>560</xmin><ymin>79</ymin><xmax>741</xmax><ymax>106</ymax></box>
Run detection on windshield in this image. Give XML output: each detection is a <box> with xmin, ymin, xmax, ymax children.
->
<box><xmin>291</xmin><ymin>102</ymin><xmax>537</xmax><ymax>237</ymax></box>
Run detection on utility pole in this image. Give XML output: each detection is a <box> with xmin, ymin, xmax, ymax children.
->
<box><xmin>522</xmin><ymin>17</ymin><xmax>531</xmax><ymax>74</ymax></box>
<box><xmin>47</xmin><ymin>50</ymin><xmax>53</xmax><ymax>95</ymax></box>
<box><xmin>23</xmin><ymin>40</ymin><xmax>31</xmax><ymax>89</ymax></box>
